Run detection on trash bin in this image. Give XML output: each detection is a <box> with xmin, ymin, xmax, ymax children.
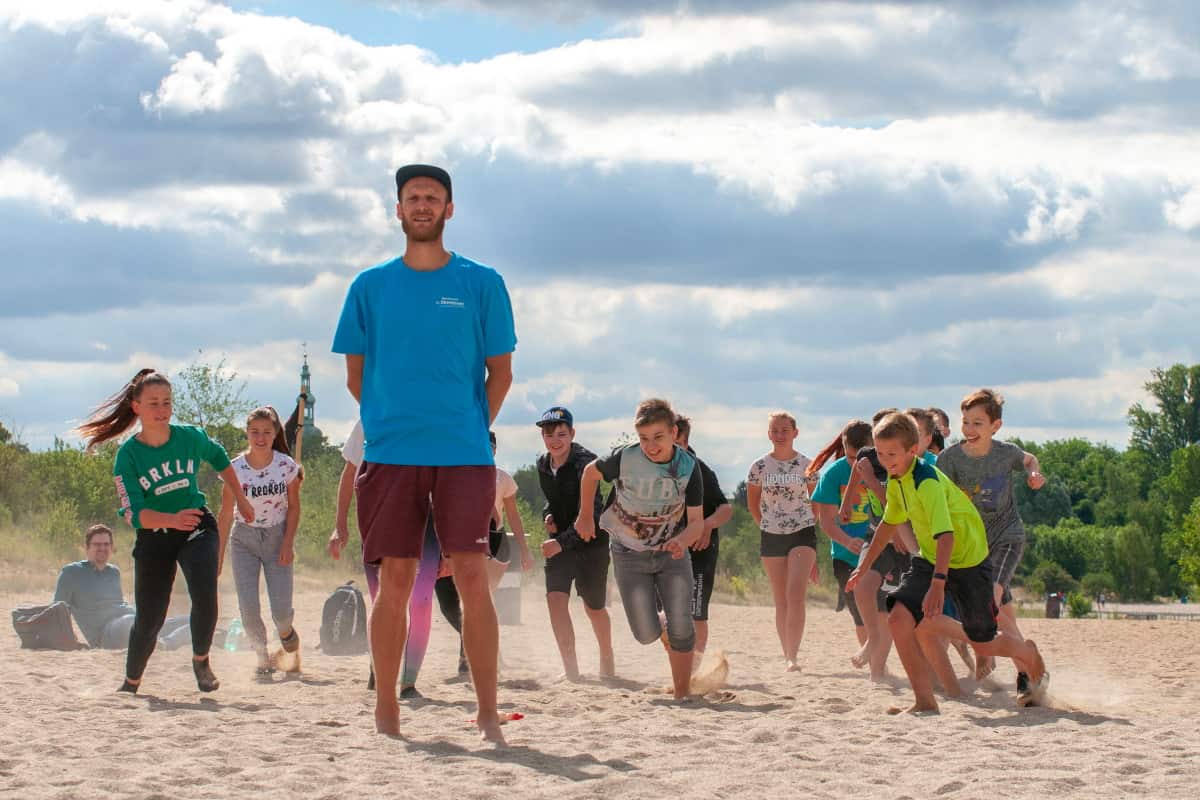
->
<box><xmin>1045</xmin><ymin>592</ymin><xmax>1062</xmax><ymax>619</ymax></box>
<box><xmin>494</xmin><ymin>533</ymin><xmax>522</xmax><ymax>626</ymax></box>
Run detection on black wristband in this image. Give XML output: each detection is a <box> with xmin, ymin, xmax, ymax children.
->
<box><xmin>932</xmin><ymin>572</ymin><xmax>948</xmax><ymax>581</ymax></box>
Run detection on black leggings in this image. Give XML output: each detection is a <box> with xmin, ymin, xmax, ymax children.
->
<box><xmin>434</xmin><ymin>575</ymin><xmax>463</xmax><ymax>633</ymax></box>
<box><xmin>126</xmin><ymin>511</ymin><xmax>219</xmax><ymax>681</ymax></box>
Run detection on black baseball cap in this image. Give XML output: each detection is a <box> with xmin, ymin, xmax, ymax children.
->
<box><xmin>395</xmin><ymin>164</ymin><xmax>452</xmax><ymax>201</ymax></box>
<box><xmin>536</xmin><ymin>406</ymin><xmax>574</xmax><ymax>428</ymax></box>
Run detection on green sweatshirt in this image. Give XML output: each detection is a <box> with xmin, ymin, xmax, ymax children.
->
<box><xmin>113</xmin><ymin>424</ymin><xmax>231</xmax><ymax>529</ymax></box>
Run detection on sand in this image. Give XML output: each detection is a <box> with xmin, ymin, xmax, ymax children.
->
<box><xmin>2</xmin><ymin>580</ymin><xmax>1198</xmax><ymax>800</ymax></box>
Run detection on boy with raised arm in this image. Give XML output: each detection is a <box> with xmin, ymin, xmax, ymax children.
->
<box><xmin>847</xmin><ymin>413</ymin><xmax>1049</xmax><ymax>713</ymax></box>
<box><xmin>575</xmin><ymin>398</ymin><xmax>704</xmax><ymax>699</ymax></box>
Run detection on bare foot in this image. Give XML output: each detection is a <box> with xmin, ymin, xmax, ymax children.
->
<box><xmin>599</xmin><ymin>653</ymin><xmax>615</xmax><ymax>679</ymax></box>
<box><xmin>374</xmin><ymin>705</ymin><xmax>401</xmax><ymax>737</ymax></box>
<box><xmin>951</xmin><ymin>641</ymin><xmax>975</xmax><ymax>673</ymax></box>
<box><xmin>886</xmin><ymin>701</ymin><xmax>939</xmax><ymax>715</ymax></box>
<box><xmin>1023</xmin><ymin>639</ymin><xmax>1047</xmax><ymax>682</ymax></box>
<box><xmin>850</xmin><ymin>644</ymin><xmax>870</xmax><ymax>669</ymax></box>
<box><xmin>975</xmin><ymin>654</ymin><xmax>995</xmax><ymax>681</ymax></box>
<box><xmin>475</xmin><ymin>712</ymin><xmax>508</xmax><ymax>746</ymax></box>
<box><xmin>785</xmin><ymin>659</ymin><xmax>801</xmax><ymax>672</ymax></box>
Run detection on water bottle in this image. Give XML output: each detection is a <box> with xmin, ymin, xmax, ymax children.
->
<box><xmin>224</xmin><ymin>618</ymin><xmax>243</xmax><ymax>652</ymax></box>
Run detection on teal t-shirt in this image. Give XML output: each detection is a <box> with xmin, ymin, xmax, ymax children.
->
<box><xmin>811</xmin><ymin>457</ymin><xmax>873</xmax><ymax>564</ymax></box>
<box><xmin>113</xmin><ymin>425</ymin><xmax>231</xmax><ymax>528</ymax></box>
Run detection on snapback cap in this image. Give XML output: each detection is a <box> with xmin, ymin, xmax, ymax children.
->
<box><xmin>395</xmin><ymin>164</ymin><xmax>452</xmax><ymax>201</ymax></box>
<box><xmin>536</xmin><ymin>406</ymin><xmax>574</xmax><ymax>428</ymax></box>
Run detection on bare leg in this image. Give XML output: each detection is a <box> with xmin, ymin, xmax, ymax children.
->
<box><xmin>693</xmin><ymin>619</ymin><xmax>710</xmax><ymax>664</ymax></box>
<box><xmin>916</xmin><ymin>619</ymin><xmax>963</xmax><ymax>697</ymax></box>
<box><xmin>667</xmin><ymin>646</ymin><xmax>693</xmax><ymax>699</ymax></box>
<box><xmin>853</xmin><ymin>570</ymin><xmax>891</xmax><ymax>680</ymax></box>
<box><xmin>485</xmin><ymin>557</ymin><xmax>507</xmax><ymax>594</ymax></box>
<box><xmin>546</xmin><ymin>592</ymin><xmax>579</xmax><ymax>679</ymax></box>
<box><xmin>785</xmin><ymin>547</ymin><xmax>817</xmax><ymax>669</ymax></box>
<box><xmin>924</xmin><ymin>614</ymin><xmax>1048</xmax><ymax>696</ymax></box>
<box><xmin>888</xmin><ymin>605</ymin><xmax>939</xmax><ymax>714</ymax></box>
<box><xmin>584</xmin><ymin>605</ymin><xmax>615</xmax><ymax>678</ymax></box>
<box><xmin>452</xmin><ymin>553</ymin><xmax>505</xmax><ymax>744</ymax></box>
<box><xmin>371</xmin><ymin>557</ymin><xmax>419</xmax><ymax>736</ymax></box>
<box><xmin>761</xmin><ymin>556</ymin><xmax>790</xmax><ymax>665</ymax></box>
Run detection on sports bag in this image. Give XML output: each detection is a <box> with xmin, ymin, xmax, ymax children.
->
<box><xmin>12</xmin><ymin>602</ymin><xmax>88</xmax><ymax>650</ymax></box>
<box><xmin>319</xmin><ymin>581</ymin><xmax>368</xmax><ymax>655</ymax></box>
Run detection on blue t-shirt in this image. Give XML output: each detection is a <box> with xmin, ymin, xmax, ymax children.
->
<box><xmin>922</xmin><ymin>451</ymin><xmax>938</xmax><ymax>466</ymax></box>
<box><xmin>332</xmin><ymin>253</ymin><xmax>517</xmax><ymax>466</ymax></box>
<box><xmin>811</xmin><ymin>457</ymin><xmax>873</xmax><ymax>565</ymax></box>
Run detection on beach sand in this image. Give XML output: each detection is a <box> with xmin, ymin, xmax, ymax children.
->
<box><xmin>2</xmin><ymin>581</ymin><xmax>1198</xmax><ymax>799</ymax></box>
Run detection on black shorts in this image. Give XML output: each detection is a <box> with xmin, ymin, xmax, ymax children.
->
<box><xmin>832</xmin><ymin>558</ymin><xmax>887</xmax><ymax>627</ymax></box>
<box><xmin>760</xmin><ymin>527</ymin><xmax>817</xmax><ymax>558</ymax></box>
<box><xmin>488</xmin><ymin>526</ymin><xmax>511</xmax><ymax>563</ymax></box>
<box><xmin>886</xmin><ymin>556</ymin><xmax>998</xmax><ymax>643</ymax></box>
<box><xmin>544</xmin><ymin>538</ymin><xmax>610</xmax><ymax>611</ymax></box>
<box><xmin>689</xmin><ymin>535</ymin><xmax>719</xmax><ymax>621</ymax></box>
<box><xmin>870</xmin><ymin>543</ymin><xmax>908</xmax><ymax>586</ymax></box>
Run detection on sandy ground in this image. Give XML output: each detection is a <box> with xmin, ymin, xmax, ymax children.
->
<box><xmin>2</xmin><ymin>579</ymin><xmax>1199</xmax><ymax>800</ymax></box>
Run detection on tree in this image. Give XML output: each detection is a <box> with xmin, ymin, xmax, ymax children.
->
<box><xmin>1128</xmin><ymin>363</ymin><xmax>1200</xmax><ymax>472</ymax></box>
<box><xmin>1106</xmin><ymin>523</ymin><xmax>1160</xmax><ymax>601</ymax></box>
<box><xmin>172</xmin><ymin>354</ymin><xmax>256</xmax><ymax>434</ymax></box>
<box><xmin>1172</xmin><ymin>497</ymin><xmax>1200</xmax><ymax>591</ymax></box>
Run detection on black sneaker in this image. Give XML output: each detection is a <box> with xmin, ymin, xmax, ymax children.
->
<box><xmin>118</xmin><ymin>680</ymin><xmax>139</xmax><ymax>694</ymax></box>
<box><xmin>1016</xmin><ymin>671</ymin><xmax>1030</xmax><ymax>693</ymax></box>
<box><xmin>193</xmin><ymin>657</ymin><xmax>220</xmax><ymax>692</ymax></box>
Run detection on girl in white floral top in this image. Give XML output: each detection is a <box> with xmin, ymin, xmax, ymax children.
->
<box><xmin>746</xmin><ymin>410</ymin><xmax>819</xmax><ymax>672</ymax></box>
<box><xmin>218</xmin><ymin>406</ymin><xmax>303</xmax><ymax>675</ymax></box>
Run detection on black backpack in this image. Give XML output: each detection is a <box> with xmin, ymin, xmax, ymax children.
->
<box><xmin>12</xmin><ymin>602</ymin><xmax>88</xmax><ymax>650</ymax></box>
<box><xmin>319</xmin><ymin>581</ymin><xmax>368</xmax><ymax>656</ymax></box>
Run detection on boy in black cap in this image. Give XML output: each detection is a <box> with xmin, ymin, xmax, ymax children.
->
<box><xmin>535</xmin><ymin>406</ymin><xmax>615</xmax><ymax>680</ymax></box>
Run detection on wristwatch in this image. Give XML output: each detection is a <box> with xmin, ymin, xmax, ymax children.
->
<box><xmin>932</xmin><ymin>572</ymin><xmax>947</xmax><ymax>581</ymax></box>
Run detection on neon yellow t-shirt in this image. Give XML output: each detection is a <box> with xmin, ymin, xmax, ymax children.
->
<box><xmin>882</xmin><ymin>457</ymin><xmax>988</xmax><ymax>569</ymax></box>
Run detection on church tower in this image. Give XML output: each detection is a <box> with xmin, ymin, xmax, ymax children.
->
<box><xmin>300</xmin><ymin>352</ymin><xmax>315</xmax><ymax>428</ymax></box>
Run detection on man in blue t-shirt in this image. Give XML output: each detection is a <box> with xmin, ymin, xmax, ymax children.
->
<box><xmin>332</xmin><ymin>164</ymin><xmax>517</xmax><ymax>742</ymax></box>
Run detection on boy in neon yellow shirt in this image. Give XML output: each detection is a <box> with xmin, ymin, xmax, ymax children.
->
<box><xmin>848</xmin><ymin>412</ymin><xmax>1049</xmax><ymax>713</ymax></box>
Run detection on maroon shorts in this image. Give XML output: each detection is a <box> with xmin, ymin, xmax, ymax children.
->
<box><xmin>356</xmin><ymin>463</ymin><xmax>496</xmax><ymax>564</ymax></box>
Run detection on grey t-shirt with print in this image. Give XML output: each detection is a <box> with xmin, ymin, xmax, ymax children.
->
<box><xmin>936</xmin><ymin>440</ymin><xmax>1027</xmax><ymax>545</ymax></box>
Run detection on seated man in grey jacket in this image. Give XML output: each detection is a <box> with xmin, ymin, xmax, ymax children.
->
<box><xmin>54</xmin><ymin>525</ymin><xmax>189</xmax><ymax>650</ymax></box>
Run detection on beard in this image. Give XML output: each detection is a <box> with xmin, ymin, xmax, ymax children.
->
<box><xmin>401</xmin><ymin>212</ymin><xmax>446</xmax><ymax>242</ymax></box>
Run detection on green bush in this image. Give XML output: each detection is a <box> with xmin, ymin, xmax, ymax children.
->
<box><xmin>1066</xmin><ymin>592</ymin><xmax>1094</xmax><ymax>618</ymax></box>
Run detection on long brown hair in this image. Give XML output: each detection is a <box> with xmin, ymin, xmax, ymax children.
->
<box><xmin>245</xmin><ymin>406</ymin><xmax>291</xmax><ymax>457</ymax></box>
<box><xmin>807</xmin><ymin>419</ymin><xmax>873</xmax><ymax>476</ymax></box>
<box><xmin>77</xmin><ymin>369</ymin><xmax>171</xmax><ymax>451</ymax></box>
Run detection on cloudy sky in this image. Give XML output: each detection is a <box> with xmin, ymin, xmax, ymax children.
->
<box><xmin>1</xmin><ymin>0</ymin><xmax>1197</xmax><ymax>489</ymax></box>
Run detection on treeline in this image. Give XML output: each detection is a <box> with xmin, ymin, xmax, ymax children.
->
<box><xmin>2</xmin><ymin>363</ymin><xmax>1198</xmax><ymax>603</ymax></box>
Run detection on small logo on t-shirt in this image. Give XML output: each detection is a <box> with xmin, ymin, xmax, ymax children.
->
<box><xmin>437</xmin><ymin>296</ymin><xmax>465</xmax><ymax>309</ymax></box>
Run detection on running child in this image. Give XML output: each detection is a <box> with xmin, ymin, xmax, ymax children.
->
<box><xmin>219</xmin><ymin>406</ymin><xmax>302</xmax><ymax>675</ymax></box>
<box><xmin>746</xmin><ymin>411</ymin><xmax>818</xmax><ymax>672</ymax></box>
<box><xmin>536</xmin><ymin>406</ymin><xmax>615</xmax><ymax>680</ymax></box>
<box><xmin>810</xmin><ymin>419</ymin><xmax>895</xmax><ymax>681</ymax></box>
<box><xmin>79</xmin><ymin>369</ymin><xmax>255</xmax><ymax>694</ymax></box>
<box><xmin>674</xmin><ymin>415</ymin><xmax>733</xmax><ymax>659</ymax></box>
<box><xmin>847</xmin><ymin>412</ymin><xmax>1049</xmax><ymax>713</ymax></box>
<box><xmin>575</xmin><ymin>398</ymin><xmax>704</xmax><ymax>699</ymax></box>
<box><xmin>936</xmin><ymin>388</ymin><xmax>1045</xmax><ymax>687</ymax></box>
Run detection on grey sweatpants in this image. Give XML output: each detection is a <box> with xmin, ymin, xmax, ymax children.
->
<box><xmin>230</xmin><ymin>521</ymin><xmax>295</xmax><ymax>649</ymax></box>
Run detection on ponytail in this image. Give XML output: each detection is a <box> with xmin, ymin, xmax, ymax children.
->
<box><xmin>807</xmin><ymin>419</ymin><xmax>873</xmax><ymax>476</ymax></box>
<box><xmin>245</xmin><ymin>406</ymin><xmax>292</xmax><ymax>457</ymax></box>
<box><xmin>77</xmin><ymin>369</ymin><xmax>170</xmax><ymax>451</ymax></box>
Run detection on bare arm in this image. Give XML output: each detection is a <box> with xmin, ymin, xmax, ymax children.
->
<box><xmin>218</xmin><ymin>464</ymin><xmax>255</xmax><ymax>523</ymax></box>
<box><xmin>503</xmin><ymin>494</ymin><xmax>534</xmax><ymax>571</ymax></box>
<box><xmin>573</xmin><ymin>461</ymin><xmax>602</xmax><ymax>541</ymax></box>
<box><xmin>345</xmin><ymin>354</ymin><xmax>364</xmax><ymax>403</ymax></box>
<box><xmin>484</xmin><ymin>352</ymin><xmax>513</xmax><ymax>425</ymax></box>
<box><xmin>664</xmin><ymin>505</ymin><xmax>705</xmax><ymax>559</ymax></box>
<box><xmin>815</xmin><ymin>503</ymin><xmax>865</xmax><ymax>553</ymax></box>
<box><xmin>329</xmin><ymin>460</ymin><xmax>356</xmax><ymax>559</ymax></box>
<box><xmin>846</xmin><ymin>521</ymin><xmax>898</xmax><ymax>591</ymax></box>
<box><xmin>746</xmin><ymin>483</ymin><xmax>763</xmax><ymax>526</ymax></box>
<box><xmin>922</xmin><ymin>532</ymin><xmax>955</xmax><ymax>617</ymax></box>
<box><xmin>1023</xmin><ymin>451</ymin><xmax>1045</xmax><ymax>490</ymax></box>
<box><xmin>706</xmin><ymin>502</ymin><xmax>733</xmax><ymax>531</ymax></box>
<box><xmin>217</xmin><ymin>481</ymin><xmax>235</xmax><ymax>576</ymax></box>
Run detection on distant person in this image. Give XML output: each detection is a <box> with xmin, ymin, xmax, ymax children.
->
<box><xmin>535</xmin><ymin>406</ymin><xmax>615</xmax><ymax>680</ymax></box>
<box><xmin>219</xmin><ymin>406</ymin><xmax>302</xmax><ymax>676</ymax></box>
<box><xmin>78</xmin><ymin>369</ymin><xmax>255</xmax><ymax>694</ymax></box>
<box><xmin>53</xmin><ymin>524</ymin><xmax>190</xmax><ymax>650</ymax></box>
<box><xmin>332</xmin><ymin>163</ymin><xmax>516</xmax><ymax>740</ymax></box>
<box><xmin>746</xmin><ymin>410</ymin><xmax>819</xmax><ymax>672</ymax></box>
<box><xmin>673</xmin><ymin>415</ymin><xmax>732</xmax><ymax>661</ymax></box>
